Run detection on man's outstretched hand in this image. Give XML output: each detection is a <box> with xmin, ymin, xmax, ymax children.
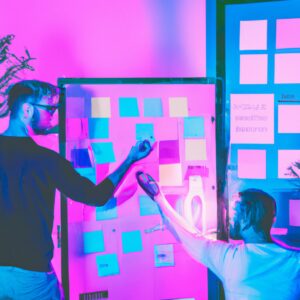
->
<box><xmin>128</xmin><ymin>140</ymin><xmax>153</xmax><ymax>163</ymax></box>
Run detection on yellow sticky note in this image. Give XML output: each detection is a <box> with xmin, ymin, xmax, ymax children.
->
<box><xmin>91</xmin><ymin>97</ymin><xmax>111</xmax><ymax>118</ymax></box>
<box><xmin>169</xmin><ymin>97</ymin><xmax>188</xmax><ymax>117</ymax></box>
<box><xmin>185</xmin><ymin>139</ymin><xmax>207</xmax><ymax>161</ymax></box>
<box><xmin>159</xmin><ymin>164</ymin><xmax>182</xmax><ymax>186</ymax></box>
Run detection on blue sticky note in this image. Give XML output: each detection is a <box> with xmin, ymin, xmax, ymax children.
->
<box><xmin>83</xmin><ymin>230</ymin><xmax>105</xmax><ymax>254</ymax></box>
<box><xmin>91</xmin><ymin>142</ymin><xmax>116</xmax><ymax>164</ymax></box>
<box><xmin>75</xmin><ymin>167</ymin><xmax>96</xmax><ymax>184</ymax></box>
<box><xmin>154</xmin><ymin>244</ymin><xmax>175</xmax><ymax>267</ymax></box>
<box><xmin>96</xmin><ymin>198</ymin><xmax>118</xmax><ymax>220</ymax></box>
<box><xmin>184</xmin><ymin>117</ymin><xmax>205</xmax><ymax>138</ymax></box>
<box><xmin>136</xmin><ymin>123</ymin><xmax>155</xmax><ymax>141</ymax></box>
<box><xmin>88</xmin><ymin>118</ymin><xmax>109</xmax><ymax>139</ymax></box>
<box><xmin>144</xmin><ymin>98</ymin><xmax>163</xmax><ymax>117</ymax></box>
<box><xmin>119</xmin><ymin>97</ymin><xmax>139</xmax><ymax>117</ymax></box>
<box><xmin>139</xmin><ymin>195</ymin><xmax>160</xmax><ymax>216</ymax></box>
<box><xmin>96</xmin><ymin>253</ymin><xmax>120</xmax><ymax>277</ymax></box>
<box><xmin>71</xmin><ymin>148</ymin><xmax>93</xmax><ymax>168</ymax></box>
<box><xmin>122</xmin><ymin>230</ymin><xmax>143</xmax><ymax>253</ymax></box>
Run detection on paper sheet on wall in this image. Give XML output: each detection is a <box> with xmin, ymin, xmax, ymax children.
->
<box><xmin>91</xmin><ymin>97</ymin><xmax>111</xmax><ymax>118</ymax></box>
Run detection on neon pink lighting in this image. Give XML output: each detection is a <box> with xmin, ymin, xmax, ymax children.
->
<box><xmin>278</xmin><ymin>150</ymin><xmax>300</xmax><ymax>178</ymax></box>
<box><xmin>276</xmin><ymin>18</ymin><xmax>300</xmax><ymax>49</ymax></box>
<box><xmin>289</xmin><ymin>199</ymin><xmax>300</xmax><ymax>226</ymax></box>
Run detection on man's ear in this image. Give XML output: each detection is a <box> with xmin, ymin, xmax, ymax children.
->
<box><xmin>240</xmin><ymin>211</ymin><xmax>252</xmax><ymax>231</ymax></box>
<box><xmin>22</xmin><ymin>103</ymin><xmax>34</xmax><ymax>119</ymax></box>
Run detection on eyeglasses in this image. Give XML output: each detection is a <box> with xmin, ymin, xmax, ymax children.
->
<box><xmin>31</xmin><ymin>103</ymin><xmax>59</xmax><ymax>115</ymax></box>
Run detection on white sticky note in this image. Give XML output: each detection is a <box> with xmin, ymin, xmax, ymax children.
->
<box><xmin>278</xmin><ymin>105</ymin><xmax>300</xmax><ymax>133</ymax></box>
<box><xmin>159</xmin><ymin>164</ymin><xmax>182</xmax><ymax>186</ymax></box>
<box><xmin>275</xmin><ymin>53</ymin><xmax>300</xmax><ymax>84</ymax></box>
<box><xmin>240</xmin><ymin>54</ymin><xmax>268</xmax><ymax>84</ymax></box>
<box><xmin>276</xmin><ymin>18</ymin><xmax>300</xmax><ymax>49</ymax></box>
<box><xmin>238</xmin><ymin>149</ymin><xmax>266</xmax><ymax>179</ymax></box>
<box><xmin>91</xmin><ymin>97</ymin><xmax>111</xmax><ymax>118</ymax></box>
<box><xmin>169</xmin><ymin>97</ymin><xmax>188</xmax><ymax>117</ymax></box>
<box><xmin>278</xmin><ymin>150</ymin><xmax>300</xmax><ymax>178</ymax></box>
<box><xmin>230</xmin><ymin>94</ymin><xmax>274</xmax><ymax>144</ymax></box>
<box><xmin>240</xmin><ymin>20</ymin><xmax>268</xmax><ymax>50</ymax></box>
<box><xmin>289</xmin><ymin>199</ymin><xmax>300</xmax><ymax>226</ymax></box>
<box><xmin>185</xmin><ymin>139</ymin><xmax>207</xmax><ymax>161</ymax></box>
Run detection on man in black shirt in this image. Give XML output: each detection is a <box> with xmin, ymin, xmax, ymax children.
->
<box><xmin>0</xmin><ymin>80</ymin><xmax>152</xmax><ymax>299</ymax></box>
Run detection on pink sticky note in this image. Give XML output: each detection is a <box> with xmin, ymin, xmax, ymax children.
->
<box><xmin>240</xmin><ymin>20</ymin><xmax>268</xmax><ymax>50</ymax></box>
<box><xmin>159</xmin><ymin>140</ymin><xmax>180</xmax><ymax>164</ymax></box>
<box><xmin>66</xmin><ymin>118</ymin><xmax>88</xmax><ymax>141</ymax></box>
<box><xmin>159</xmin><ymin>164</ymin><xmax>182</xmax><ymax>186</ymax></box>
<box><xmin>237</xmin><ymin>149</ymin><xmax>266</xmax><ymax>179</ymax></box>
<box><xmin>278</xmin><ymin>150</ymin><xmax>300</xmax><ymax>178</ymax></box>
<box><xmin>230</xmin><ymin>94</ymin><xmax>274</xmax><ymax>144</ymax></box>
<box><xmin>278</xmin><ymin>105</ymin><xmax>300</xmax><ymax>133</ymax></box>
<box><xmin>289</xmin><ymin>199</ymin><xmax>300</xmax><ymax>226</ymax></box>
<box><xmin>240</xmin><ymin>54</ymin><xmax>268</xmax><ymax>84</ymax></box>
<box><xmin>275</xmin><ymin>53</ymin><xmax>300</xmax><ymax>84</ymax></box>
<box><xmin>276</xmin><ymin>18</ymin><xmax>300</xmax><ymax>49</ymax></box>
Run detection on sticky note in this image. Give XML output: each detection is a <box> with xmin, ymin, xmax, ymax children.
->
<box><xmin>275</xmin><ymin>53</ymin><xmax>300</xmax><ymax>84</ymax></box>
<box><xmin>66</xmin><ymin>97</ymin><xmax>86</xmax><ymax>118</ymax></box>
<box><xmin>159</xmin><ymin>164</ymin><xmax>182</xmax><ymax>186</ymax></box>
<box><xmin>276</xmin><ymin>18</ymin><xmax>300</xmax><ymax>49</ymax></box>
<box><xmin>154</xmin><ymin>244</ymin><xmax>175</xmax><ymax>267</ymax></box>
<box><xmin>240</xmin><ymin>54</ymin><xmax>268</xmax><ymax>84</ymax></box>
<box><xmin>289</xmin><ymin>199</ymin><xmax>300</xmax><ymax>226</ymax></box>
<box><xmin>89</xmin><ymin>118</ymin><xmax>109</xmax><ymax>139</ymax></box>
<box><xmin>185</xmin><ymin>139</ymin><xmax>207</xmax><ymax>161</ymax></box>
<box><xmin>184</xmin><ymin>117</ymin><xmax>205</xmax><ymax>138</ymax></box>
<box><xmin>66</xmin><ymin>118</ymin><xmax>88</xmax><ymax>141</ymax></box>
<box><xmin>278</xmin><ymin>150</ymin><xmax>300</xmax><ymax>178</ymax></box>
<box><xmin>71</xmin><ymin>148</ymin><xmax>93</xmax><ymax>168</ymax></box>
<box><xmin>278</xmin><ymin>105</ymin><xmax>300</xmax><ymax>133</ymax></box>
<box><xmin>136</xmin><ymin>123</ymin><xmax>155</xmax><ymax>142</ymax></box>
<box><xmin>119</xmin><ymin>97</ymin><xmax>139</xmax><ymax>117</ymax></box>
<box><xmin>75</xmin><ymin>167</ymin><xmax>96</xmax><ymax>184</ymax></box>
<box><xmin>139</xmin><ymin>195</ymin><xmax>160</xmax><ymax>216</ymax></box>
<box><xmin>91</xmin><ymin>142</ymin><xmax>116</xmax><ymax>164</ymax></box>
<box><xmin>83</xmin><ymin>230</ymin><xmax>105</xmax><ymax>254</ymax></box>
<box><xmin>239</xmin><ymin>20</ymin><xmax>267</xmax><ymax>50</ymax></box>
<box><xmin>96</xmin><ymin>198</ymin><xmax>118</xmax><ymax>220</ymax></box>
<box><xmin>144</xmin><ymin>98</ymin><xmax>163</xmax><ymax>117</ymax></box>
<box><xmin>237</xmin><ymin>149</ymin><xmax>266</xmax><ymax>179</ymax></box>
<box><xmin>230</xmin><ymin>94</ymin><xmax>274</xmax><ymax>144</ymax></box>
<box><xmin>159</xmin><ymin>140</ymin><xmax>180</xmax><ymax>164</ymax></box>
<box><xmin>96</xmin><ymin>254</ymin><xmax>120</xmax><ymax>277</ymax></box>
<box><xmin>122</xmin><ymin>230</ymin><xmax>143</xmax><ymax>253</ymax></box>
<box><xmin>169</xmin><ymin>97</ymin><xmax>188</xmax><ymax>117</ymax></box>
<box><xmin>91</xmin><ymin>97</ymin><xmax>111</xmax><ymax>118</ymax></box>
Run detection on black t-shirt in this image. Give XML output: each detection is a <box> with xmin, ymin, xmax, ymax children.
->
<box><xmin>0</xmin><ymin>136</ymin><xmax>114</xmax><ymax>272</ymax></box>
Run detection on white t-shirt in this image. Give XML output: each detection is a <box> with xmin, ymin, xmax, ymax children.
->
<box><xmin>183</xmin><ymin>238</ymin><xmax>300</xmax><ymax>300</ymax></box>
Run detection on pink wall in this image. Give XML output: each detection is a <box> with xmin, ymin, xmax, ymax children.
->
<box><xmin>1</xmin><ymin>0</ymin><xmax>206</xmax><ymax>84</ymax></box>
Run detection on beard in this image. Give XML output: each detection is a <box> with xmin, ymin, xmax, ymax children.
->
<box><xmin>31</xmin><ymin>107</ymin><xmax>50</xmax><ymax>135</ymax></box>
<box><xmin>229</xmin><ymin>220</ymin><xmax>242</xmax><ymax>240</ymax></box>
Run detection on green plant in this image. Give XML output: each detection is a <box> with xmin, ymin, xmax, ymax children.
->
<box><xmin>0</xmin><ymin>34</ymin><xmax>35</xmax><ymax>116</ymax></box>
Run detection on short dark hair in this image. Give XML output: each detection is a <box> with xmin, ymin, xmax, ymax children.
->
<box><xmin>238</xmin><ymin>188</ymin><xmax>277</xmax><ymax>235</ymax></box>
<box><xmin>1</xmin><ymin>80</ymin><xmax>60</xmax><ymax>118</ymax></box>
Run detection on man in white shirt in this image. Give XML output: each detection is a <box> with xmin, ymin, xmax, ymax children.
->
<box><xmin>136</xmin><ymin>171</ymin><xmax>300</xmax><ymax>300</ymax></box>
